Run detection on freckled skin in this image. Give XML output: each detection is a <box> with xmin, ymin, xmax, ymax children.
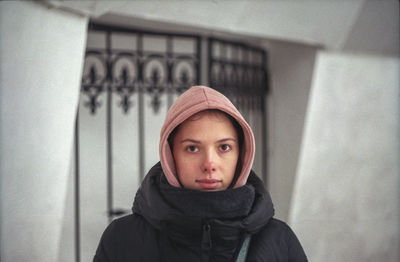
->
<box><xmin>172</xmin><ymin>111</ymin><xmax>239</xmax><ymax>191</ymax></box>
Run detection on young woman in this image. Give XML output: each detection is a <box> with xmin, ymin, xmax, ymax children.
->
<box><xmin>94</xmin><ymin>86</ymin><xmax>307</xmax><ymax>262</ymax></box>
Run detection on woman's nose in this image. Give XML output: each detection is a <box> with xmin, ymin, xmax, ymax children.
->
<box><xmin>202</xmin><ymin>150</ymin><xmax>216</xmax><ymax>174</ymax></box>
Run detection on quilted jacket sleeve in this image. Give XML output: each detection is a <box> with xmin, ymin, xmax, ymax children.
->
<box><xmin>285</xmin><ymin>223</ymin><xmax>308</xmax><ymax>262</ymax></box>
<box><xmin>246</xmin><ymin>218</ymin><xmax>308</xmax><ymax>262</ymax></box>
<box><xmin>93</xmin><ymin>220</ymin><xmax>116</xmax><ymax>262</ymax></box>
<box><xmin>93</xmin><ymin>214</ymin><xmax>160</xmax><ymax>262</ymax></box>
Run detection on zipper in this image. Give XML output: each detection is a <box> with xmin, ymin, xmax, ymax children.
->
<box><xmin>201</xmin><ymin>223</ymin><xmax>212</xmax><ymax>250</ymax></box>
<box><xmin>201</xmin><ymin>222</ymin><xmax>213</xmax><ymax>262</ymax></box>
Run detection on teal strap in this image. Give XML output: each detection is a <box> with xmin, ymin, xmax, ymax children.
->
<box><xmin>235</xmin><ymin>235</ymin><xmax>251</xmax><ymax>262</ymax></box>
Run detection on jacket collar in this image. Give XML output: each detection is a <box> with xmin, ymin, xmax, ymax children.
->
<box><xmin>132</xmin><ymin>162</ymin><xmax>274</xmax><ymax>236</ymax></box>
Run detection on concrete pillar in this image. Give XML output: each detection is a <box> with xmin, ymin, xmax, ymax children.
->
<box><xmin>289</xmin><ymin>51</ymin><xmax>399</xmax><ymax>262</ymax></box>
<box><xmin>0</xmin><ymin>2</ymin><xmax>88</xmax><ymax>261</ymax></box>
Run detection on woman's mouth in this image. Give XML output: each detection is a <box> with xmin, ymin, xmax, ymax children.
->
<box><xmin>196</xmin><ymin>179</ymin><xmax>222</xmax><ymax>190</ymax></box>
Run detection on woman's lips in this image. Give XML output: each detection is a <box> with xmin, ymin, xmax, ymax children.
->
<box><xmin>196</xmin><ymin>179</ymin><xmax>222</xmax><ymax>190</ymax></box>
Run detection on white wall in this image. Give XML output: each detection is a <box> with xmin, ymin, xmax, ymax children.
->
<box><xmin>54</xmin><ymin>0</ymin><xmax>365</xmax><ymax>49</ymax></box>
<box><xmin>290</xmin><ymin>52</ymin><xmax>399</xmax><ymax>262</ymax></box>
<box><xmin>263</xmin><ymin>40</ymin><xmax>318</xmax><ymax>221</ymax></box>
<box><xmin>0</xmin><ymin>2</ymin><xmax>88</xmax><ymax>262</ymax></box>
<box><xmin>341</xmin><ymin>0</ymin><xmax>399</xmax><ymax>57</ymax></box>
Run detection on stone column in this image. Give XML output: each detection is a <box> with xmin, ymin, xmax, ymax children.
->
<box><xmin>289</xmin><ymin>51</ymin><xmax>399</xmax><ymax>262</ymax></box>
<box><xmin>0</xmin><ymin>2</ymin><xmax>88</xmax><ymax>261</ymax></box>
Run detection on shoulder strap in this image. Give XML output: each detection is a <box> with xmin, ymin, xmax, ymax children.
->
<box><xmin>235</xmin><ymin>235</ymin><xmax>251</xmax><ymax>262</ymax></box>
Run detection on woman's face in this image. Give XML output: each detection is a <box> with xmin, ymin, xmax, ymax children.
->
<box><xmin>172</xmin><ymin>111</ymin><xmax>239</xmax><ymax>191</ymax></box>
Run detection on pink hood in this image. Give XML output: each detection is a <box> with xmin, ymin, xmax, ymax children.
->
<box><xmin>159</xmin><ymin>86</ymin><xmax>255</xmax><ymax>188</ymax></box>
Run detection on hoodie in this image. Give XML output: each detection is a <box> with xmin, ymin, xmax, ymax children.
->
<box><xmin>159</xmin><ymin>85</ymin><xmax>255</xmax><ymax>188</ymax></box>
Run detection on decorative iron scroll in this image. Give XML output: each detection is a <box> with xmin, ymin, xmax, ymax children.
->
<box><xmin>208</xmin><ymin>38</ymin><xmax>268</xmax><ymax>112</ymax></box>
<box><xmin>81</xmin><ymin>51</ymin><xmax>107</xmax><ymax>114</ymax></box>
<box><xmin>81</xmin><ymin>24</ymin><xmax>201</xmax><ymax>114</ymax></box>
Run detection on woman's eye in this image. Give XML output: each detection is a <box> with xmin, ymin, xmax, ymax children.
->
<box><xmin>219</xmin><ymin>144</ymin><xmax>231</xmax><ymax>152</ymax></box>
<box><xmin>186</xmin><ymin>145</ymin><xmax>199</xmax><ymax>152</ymax></box>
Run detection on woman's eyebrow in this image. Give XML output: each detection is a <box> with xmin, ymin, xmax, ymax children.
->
<box><xmin>180</xmin><ymin>138</ymin><xmax>201</xmax><ymax>144</ymax></box>
<box><xmin>216</xmin><ymin>138</ymin><xmax>237</xmax><ymax>143</ymax></box>
<box><xmin>180</xmin><ymin>138</ymin><xmax>237</xmax><ymax>144</ymax></box>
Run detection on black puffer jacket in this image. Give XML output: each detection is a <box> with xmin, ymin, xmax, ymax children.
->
<box><xmin>93</xmin><ymin>163</ymin><xmax>307</xmax><ymax>262</ymax></box>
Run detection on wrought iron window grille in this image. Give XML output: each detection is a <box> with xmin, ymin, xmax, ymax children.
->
<box><xmin>81</xmin><ymin>23</ymin><xmax>201</xmax><ymax>115</ymax></box>
<box><xmin>75</xmin><ymin>22</ymin><xmax>269</xmax><ymax>262</ymax></box>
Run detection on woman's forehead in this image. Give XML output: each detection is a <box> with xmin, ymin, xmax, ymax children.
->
<box><xmin>185</xmin><ymin>109</ymin><xmax>230</xmax><ymax>122</ymax></box>
<box><xmin>175</xmin><ymin>112</ymin><xmax>237</xmax><ymax>140</ymax></box>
